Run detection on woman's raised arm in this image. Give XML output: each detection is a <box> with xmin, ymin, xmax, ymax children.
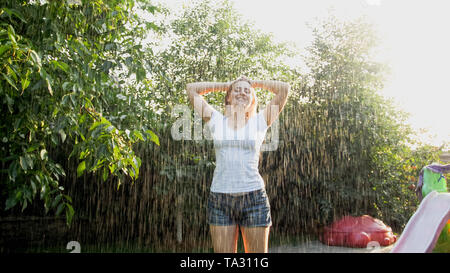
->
<box><xmin>251</xmin><ymin>80</ymin><xmax>290</xmax><ymax>127</ymax></box>
<box><xmin>186</xmin><ymin>82</ymin><xmax>230</xmax><ymax>95</ymax></box>
<box><xmin>186</xmin><ymin>82</ymin><xmax>229</xmax><ymax>123</ymax></box>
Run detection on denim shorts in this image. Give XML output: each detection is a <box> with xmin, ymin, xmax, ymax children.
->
<box><xmin>207</xmin><ymin>189</ymin><xmax>272</xmax><ymax>227</ymax></box>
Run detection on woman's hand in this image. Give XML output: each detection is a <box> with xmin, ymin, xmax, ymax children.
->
<box><xmin>250</xmin><ymin>79</ymin><xmax>264</xmax><ymax>89</ymax></box>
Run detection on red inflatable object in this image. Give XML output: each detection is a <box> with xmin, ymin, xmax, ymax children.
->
<box><xmin>319</xmin><ymin>215</ymin><xmax>397</xmax><ymax>248</ymax></box>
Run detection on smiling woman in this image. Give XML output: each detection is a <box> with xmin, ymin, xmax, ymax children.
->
<box><xmin>224</xmin><ymin>77</ymin><xmax>257</xmax><ymax>130</ymax></box>
<box><xmin>186</xmin><ymin>76</ymin><xmax>289</xmax><ymax>253</ymax></box>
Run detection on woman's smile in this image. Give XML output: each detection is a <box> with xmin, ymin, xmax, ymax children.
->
<box><xmin>231</xmin><ymin>81</ymin><xmax>252</xmax><ymax>107</ymax></box>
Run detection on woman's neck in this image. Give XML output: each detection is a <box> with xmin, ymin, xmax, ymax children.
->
<box><xmin>225</xmin><ymin>108</ymin><xmax>251</xmax><ymax>130</ymax></box>
<box><xmin>225</xmin><ymin>107</ymin><xmax>249</xmax><ymax>119</ymax></box>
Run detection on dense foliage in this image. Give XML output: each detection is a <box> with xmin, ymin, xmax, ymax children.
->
<box><xmin>0</xmin><ymin>0</ymin><xmax>160</xmax><ymax>225</ymax></box>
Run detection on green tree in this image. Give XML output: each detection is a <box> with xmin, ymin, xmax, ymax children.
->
<box><xmin>266</xmin><ymin>14</ymin><xmax>443</xmax><ymax>232</ymax></box>
<box><xmin>0</xmin><ymin>0</ymin><xmax>160</xmax><ymax>225</ymax></box>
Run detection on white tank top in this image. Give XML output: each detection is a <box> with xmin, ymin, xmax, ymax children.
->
<box><xmin>206</xmin><ymin>108</ymin><xmax>269</xmax><ymax>193</ymax></box>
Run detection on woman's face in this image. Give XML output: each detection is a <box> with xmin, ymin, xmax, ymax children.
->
<box><xmin>229</xmin><ymin>80</ymin><xmax>252</xmax><ymax>110</ymax></box>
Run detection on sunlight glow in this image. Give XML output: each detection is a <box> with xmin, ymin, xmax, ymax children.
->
<box><xmin>156</xmin><ymin>0</ymin><xmax>449</xmax><ymax>147</ymax></box>
<box><xmin>232</xmin><ymin>0</ymin><xmax>450</xmax><ymax>147</ymax></box>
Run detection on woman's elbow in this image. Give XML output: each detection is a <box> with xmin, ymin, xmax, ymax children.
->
<box><xmin>186</xmin><ymin>84</ymin><xmax>198</xmax><ymax>97</ymax></box>
<box><xmin>186</xmin><ymin>83</ymin><xmax>193</xmax><ymax>92</ymax></box>
<box><xmin>282</xmin><ymin>83</ymin><xmax>290</xmax><ymax>96</ymax></box>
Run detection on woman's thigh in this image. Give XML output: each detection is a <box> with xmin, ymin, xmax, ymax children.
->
<box><xmin>240</xmin><ymin>226</ymin><xmax>270</xmax><ymax>253</ymax></box>
<box><xmin>240</xmin><ymin>189</ymin><xmax>272</xmax><ymax>227</ymax></box>
<box><xmin>209</xmin><ymin>225</ymin><xmax>239</xmax><ymax>253</ymax></box>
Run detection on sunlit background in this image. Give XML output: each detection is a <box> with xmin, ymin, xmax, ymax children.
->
<box><xmin>156</xmin><ymin>0</ymin><xmax>449</xmax><ymax>147</ymax></box>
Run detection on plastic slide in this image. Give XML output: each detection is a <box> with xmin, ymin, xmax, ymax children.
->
<box><xmin>390</xmin><ymin>191</ymin><xmax>450</xmax><ymax>253</ymax></box>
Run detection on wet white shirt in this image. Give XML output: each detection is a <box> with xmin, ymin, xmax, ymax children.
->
<box><xmin>206</xmin><ymin>108</ymin><xmax>269</xmax><ymax>193</ymax></box>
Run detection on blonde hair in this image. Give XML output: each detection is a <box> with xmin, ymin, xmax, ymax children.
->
<box><xmin>224</xmin><ymin>77</ymin><xmax>258</xmax><ymax>119</ymax></box>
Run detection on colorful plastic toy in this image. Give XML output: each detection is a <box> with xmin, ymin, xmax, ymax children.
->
<box><xmin>319</xmin><ymin>215</ymin><xmax>396</xmax><ymax>248</ymax></box>
<box><xmin>415</xmin><ymin>164</ymin><xmax>450</xmax><ymax>252</ymax></box>
<box><xmin>416</xmin><ymin>164</ymin><xmax>449</xmax><ymax>201</ymax></box>
<box><xmin>390</xmin><ymin>191</ymin><xmax>450</xmax><ymax>253</ymax></box>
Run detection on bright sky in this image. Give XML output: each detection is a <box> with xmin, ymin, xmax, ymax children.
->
<box><xmin>155</xmin><ymin>0</ymin><xmax>450</xmax><ymax>147</ymax></box>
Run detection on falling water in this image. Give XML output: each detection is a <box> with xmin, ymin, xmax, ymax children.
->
<box><xmin>1</xmin><ymin>0</ymin><xmax>447</xmax><ymax>254</ymax></box>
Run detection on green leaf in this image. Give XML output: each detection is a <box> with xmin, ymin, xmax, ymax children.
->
<box><xmin>89</xmin><ymin>118</ymin><xmax>110</xmax><ymax>131</ymax></box>
<box><xmin>3</xmin><ymin>8</ymin><xmax>27</xmax><ymax>23</ymax></box>
<box><xmin>109</xmin><ymin>163</ymin><xmax>116</xmax><ymax>174</ymax></box>
<box><xmin>51</xmin><ymin>60</ymin><xmax>70</xmax><ymax>73</ymax></box>
<box><xmin>21</xmin><ymin>76</ymin><xmax>30</xmax><ymax>92</ymax></box>
<box><xmin>30</xmin><ymin>50</ymin><xmax>41</xmax><ymax>68</ymax></box>
<box><xmin>133</xmin><ymin>130</ymin><xmax>144</xmax><ymax>141</ymax></box>
<box><xmin>62</xmin><ymin>82</ymin><xmax>71</xmax><ymax>91</ymax></box>
<box><xmin>40</xmin><ymin>149</ymin><xmax>48</xmax><ymax>161</ymax></box>
<box><xmin>65</xmin><ymin>204</ymin><xmax>75</xmax><ymax>226</ymax></box>
<box><xmin>51</xmin><ymin>133</ymin><xmax>59</xmax><ymax>145</ymax></box>
<box><xmin>145</xmin><ymin>21</ymin><xmax>159</xmax><ymax>31</ymax></box>
<box><xmin>136</xmin><ymin>67</ymin><xmax>146</xmax><ymax>82</ymax></box>
<box><xmin>104</xmin><ymin>42</ymin><xmax>116</xmax><ymax>51</ymax></box>
<box><xmin>79</xmin><ymin>150</ymin><xmax>89</xmax><ymax>160</ymax></box>
<box><xmin>2</xmin><ymin>73</ymin><xmax>18</xmax><ymax>90</ymax></box>
<box><xmin>59</xmin><ymin>129</ymin><xmax>66</xmax><ymax>143</ymax></box>
<box><xmin>52</xmin><ymin>194</ymin><xmax>62</xmax><ymax>209</ymax></box>
<box><xmin>7</xmin><ymin>25</ymin><xmax>17</xmax><ymax>46</ymax></box>
<box><xmin>30</xmin><ymin>179</ymin><xmax>37</xmax><ymax>195</ymax></box>
<box><xmin>5</xmin><ymin>94</ymin><xmax>14</xmax><ymax>113</ymax></box>
<box><xmin>56</xmin><ymin>202</ymin><xmax>65</xmax><ymax>216</ymax></box>
<box><xmin>102</xmin><ymin>166</ymin><xmax>109</xmax><ymax>182</ymax></box>
<box><xmin>146</xmin><ymin>129</ymin><xmax>160</xmax><ymax>146</ymax></box>
<box><xmin>46</xmin><ymin>76</ymin><xmax>53</xmax><ymax>95</ymax></box>
<box><xmin>21</xmin><ymin>199</ymin><xmax>28</xmax><ymax>212</ymax></box>
<box><xmin>132</xmin><ymin>157</ymin><xmax>140</xmax><ymax>178</ymax></box>
<box><xmin>26</xmin><ymin>144</ymin><xmax>39</xmax><ymax>153</ymax></box>
<box><xmin>77</xmin><ymin>161</ymin><xmax>86</xmax><ymax>177</ymax></box>
<box><xmin>19</xmin><ymin>156</ymin><xmax>28</xmax><ymax>171</ymax></box>
<box><xmin>0</xmin><ymin>44</ymin><xmax>11</xmax><ymax>57</ymax></box>
<box><xmin>25</xmin><ymin>154</ymin><xmax>33</xmax><ymax>170</ymax></box>
<box><xmin>8</xmin><ymin>161</ymin><xmax>18</xmax><ymax>181</ymax></box>
<box><xmin>40</xmin><ymin>68</ymin><xmax>53</xmax><ymax>95</ymax></box>
<box><xmin>5</xmin><ymin>196</ymin><xmax>17</xmax><ymax>210</ymax></box>
<box><xmin>113</xmin><ymin>145</ymin><xmax>120</xmax><ymax>160</ymax></box>
<box><xmin>6</xmin><ymin>65</ymin><xmax>18</xmax><ymax>82</ymax></box>
<box><xmin>63</xmin><ymin>195</ymin><xmax>72</xmax><ymax>203</ymax></box>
